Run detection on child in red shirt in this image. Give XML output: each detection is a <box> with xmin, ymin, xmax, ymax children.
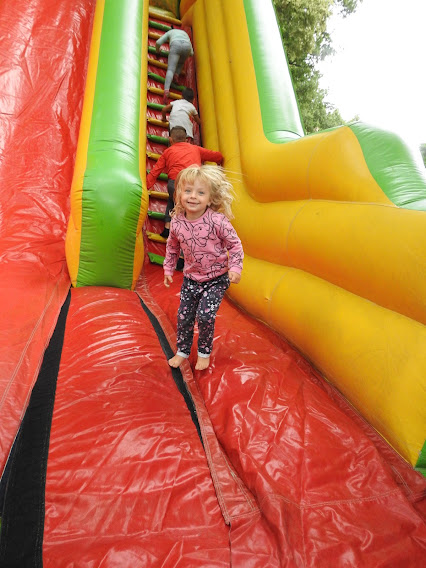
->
<box><xmin>146</xmin><ymin>126</ymin><xmax>223</xmax><ymax>238</ymax></box>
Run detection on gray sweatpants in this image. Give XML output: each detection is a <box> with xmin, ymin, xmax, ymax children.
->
<box><xmin>164</xmin><ymin>39</ymin><xmax>192</xmax><ymax>91</ymax></box>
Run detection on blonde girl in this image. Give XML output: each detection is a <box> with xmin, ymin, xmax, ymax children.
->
<box><xmin>163</xmin><ymin>165</ymin><xmax>244</xmax><ymax>370</ymax></box>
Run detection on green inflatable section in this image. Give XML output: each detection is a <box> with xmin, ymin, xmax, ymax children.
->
<box><xmin>77</xmin><ymin>0</ymin><xmax>144</xmax><ymax>288</ymax></box>
<box><xmin>349</xmin><ymin>122</ymin><xmax>426</xmax><ymax>210</ymax></box>
<box><xmin>243</xmin><ymin>0</ymin><xmax>304</xmax><ymax>142</ymax></box>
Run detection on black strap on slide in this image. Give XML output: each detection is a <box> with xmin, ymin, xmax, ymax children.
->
<box><xmin>138</xmin><ymin>297</ymin><xmax>203</xmax><ymax>445</ymax></box>
<box><xmin>0</xmin><ymin>290</ymin><xmax>71</xmax><ymax>567</ymax></box>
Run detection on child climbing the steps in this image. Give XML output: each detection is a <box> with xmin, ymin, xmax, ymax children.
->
<box><xmin>162</xmin><ymin>87</ymin><xmax>201</xmax><ymax>142</ymax></box>
<box><xmin>163</xmin><ymin>165</ymin><xmax>244</xmax><ymax>371</ymax></box>
<box><xmin>146</xmin><ymin>126</ymin><xmax>223</xmax><ymax>238</ymax></box>
<box><xmin>155</xmin><ymin>26</ymin><xmax>193</xmax><ymax>103</ymax></box>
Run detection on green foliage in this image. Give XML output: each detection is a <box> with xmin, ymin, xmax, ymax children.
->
<box><xmin>272</xmin><ymin>0</ymin><xmax>361</xmax><ymax>133</ymax></box>
<box><xmin>274</xmin><ymin>0</ymin><xmax>332</xmax><ymax>64</ymax></box>
<box><xmin>420</xmin><ymin>143</ymin><xmax>426</xmax><ymax>167</ymax></box>
<box><xmin>288</xmin><ymin>57</ymin><xmax>345</xmax><ymax>133</ymax></box>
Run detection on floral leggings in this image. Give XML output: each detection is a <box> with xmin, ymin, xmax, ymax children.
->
<box><xmin>176</xmin><ymin>273</ymin><xmax>230</xmax><ymax>358</ymax></box>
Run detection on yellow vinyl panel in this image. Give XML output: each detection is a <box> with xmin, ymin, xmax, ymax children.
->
<box><xmin>286</xmin><ymin>201</ymin><xmax>426</xmax><ymax>324</ymax></box>
<box><xmin>65</xmin><ymin>0</ymin><xmax>105</xmax><ymax>286</ymax></box>
<box><xmin>231</xmin><ymin>256</ymin><xmax>426</xmax><ymax>465</ymax></box>
<box><xmin>307</xmin><ymin>127</ymin><xmax>393</xmax><ymax>203</ymax></box>
<box><xmin>133</xmin><ymin>0</ymin><xmax>150</xmax><ymax>288</ymax></box>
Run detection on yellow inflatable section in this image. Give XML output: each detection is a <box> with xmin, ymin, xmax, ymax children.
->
<box><xmin>178</xmin><ymin>0</ymin><xmax>426</xmax><ymax>466</ymax></box>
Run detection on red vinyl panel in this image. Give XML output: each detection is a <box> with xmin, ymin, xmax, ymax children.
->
<box><xmin>0</xmin><ymin>0</ymin><xmax>95</xmax><ymax>472</ymax></box>
<box><xmin>141</xmin><ymin>263</ymin><xmax>426</xmax><ymax>567</ymax></box>
<box><xmin>43</xmin><ymin>287</ymin><xmax>230</xmax><ymax>567</ymax></box>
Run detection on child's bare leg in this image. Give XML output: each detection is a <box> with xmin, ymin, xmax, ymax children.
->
<box><xmin>195</xmin><ymin>355</ymin><xmax>210</xmax><ymax>370</ymax></box>
<box><xmin>168</xmin><ymin>353</ymin><xmax>187</xmax><ymax>368</ymax></box>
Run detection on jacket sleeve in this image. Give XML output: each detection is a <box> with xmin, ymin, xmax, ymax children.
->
<box><xmin>163</xmin><ymin>223</ymin><xmax>180</xmax><ymax>276</ymax></box>
<box><xmin>219</xmin><ymin>217</ymin><xmax>244</xmax><ymax>274</ymax></box>
<box><xmin>199</xmin><ymin>147</ymin><xmax>223</xmax><ymax>165</ymax></box>
<box><xmin>146</xmin><ymin>152</ymin><xmax>166</xmax><ymax>189</ymax></box>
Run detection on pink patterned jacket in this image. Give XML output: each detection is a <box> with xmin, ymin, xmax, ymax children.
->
<box><xmin>163</xmin><ymin>208</ymin><xmax>244</xmax><ymax>282</ymax></box>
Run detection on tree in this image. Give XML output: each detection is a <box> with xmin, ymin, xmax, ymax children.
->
<box><xmin>272</xmin><ymin>0</ymin><xmax>361</xmax><ymax>133</ymax></box>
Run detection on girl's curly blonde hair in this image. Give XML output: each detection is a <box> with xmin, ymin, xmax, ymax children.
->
<box><xmin>172</xmin><ymin>165</ymin><xmax>235</xmax><ymax>220</ymax></box>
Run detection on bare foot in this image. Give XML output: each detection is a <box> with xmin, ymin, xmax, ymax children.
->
<box><xmin>168</xmin><ymin>354</ymin><xmax>186</xmax><ymax>368</ymax></box>
<box><xmin>195</xmin><ymin>356</ymin><xmax>210</xmax><ymax>370</ymax></box>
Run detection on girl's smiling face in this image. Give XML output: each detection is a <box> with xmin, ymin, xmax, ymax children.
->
<box><xmin>180</xmin><ymin>179</ymin><xmax>211</xmax><ymax>220</ymax></box>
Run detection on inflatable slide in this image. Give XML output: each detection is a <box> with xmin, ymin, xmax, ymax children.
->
<box><xmin>0</xmin><ymin>0</ymin><xmax>425</xmax><ymax>566</ymax></box>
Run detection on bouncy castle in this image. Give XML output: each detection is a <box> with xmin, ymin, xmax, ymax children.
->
<box><xmin>0</xmin><ymin>0</ymin><xmax>425</xmax><ymax>566</ymax></box>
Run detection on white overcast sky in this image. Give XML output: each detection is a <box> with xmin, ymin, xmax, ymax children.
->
<box><xmin>318</xmin><ymin>0</ymin><xmax>426</xmax><ymax>146</ymax></box>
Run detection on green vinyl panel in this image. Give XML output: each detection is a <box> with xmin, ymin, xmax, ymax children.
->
<box><xmin>349</xmin><ymin>122</ymin><xmax>426</xmax><ymax>210</ymax></box>
<box><xmin>77</xmin><ymin>0</ymin><xmax>145</xmax><ymax>288</ymax></box>
<box><xmin>243</xmin><ymin>0</ymin><xmax>304</xmax><ymax>143</ymax></box>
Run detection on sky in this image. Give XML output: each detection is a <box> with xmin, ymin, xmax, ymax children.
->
<box><xmin>318</xmin><ymin>0</ymin><xmax>426</xmax><ymax>147</ymax></box>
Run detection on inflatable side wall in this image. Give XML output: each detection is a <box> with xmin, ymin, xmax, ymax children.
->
<box><xmin>66</xmin><ymin>0</ymin><xmax>149</xmax><ymax>289</ymax></box>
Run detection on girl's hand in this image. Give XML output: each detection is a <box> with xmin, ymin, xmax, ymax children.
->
<box><xmin>229</xmin><ymin>271</ymin><xmax>241</xmax><ymax>284</ymax></box>
<box><xmin>164</xmin><ymin>275</ymin><xmax>173</xmax><ymax>288</ymax></box>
